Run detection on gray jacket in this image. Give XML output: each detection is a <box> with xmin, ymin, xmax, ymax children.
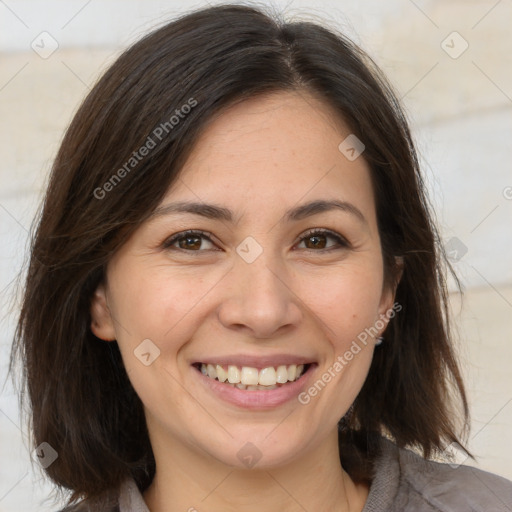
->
<box><xmin>61</xmin><ymin>435</ymin><xmax>512</xmax><ymax>511</ymax></box>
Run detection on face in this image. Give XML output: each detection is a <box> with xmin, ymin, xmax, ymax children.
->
<box><xmin>91</xmin><ymin>90</ymin><xmax>400</xmax><ymax>469</ymax></box>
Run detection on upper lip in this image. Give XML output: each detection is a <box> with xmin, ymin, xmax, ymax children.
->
<box><xmin>192</xmin><ymin>354</ymin><xmax>316</xmax><ymax>369</ymax></box>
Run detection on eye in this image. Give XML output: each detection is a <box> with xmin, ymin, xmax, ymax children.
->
<box><xmin>162</xmin><ymin>230</ymin><xmax>217</xmax><ymax>252</ymax></box>
<box><xmin>295</xmin><ymin>229</ymin><xmax>349</xmax><ymax>251</ymax></box>
<box><xmin>161</xmin><ymin>228</ymin><xmax>349</xmax><ymax>254</ymax></box>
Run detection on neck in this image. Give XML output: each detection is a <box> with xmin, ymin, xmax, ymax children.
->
<box><xmin>142</xmin><ymin>427</ymin><xmax>369</xmax><ymax>512</ymax></box>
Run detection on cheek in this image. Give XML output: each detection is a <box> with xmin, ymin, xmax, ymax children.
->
<box><xmin>299</xmin><ymin>262</ymin><xmax>384</xmax><ymax>343</ymax></box>
<box><xmin>108</xmin><ymin>266</ymin><xmax>207</xmax><ymax>416</ymax></box>
<box><xmin>108</xmin><ymin>264</ymin><xmax>216</xmax><ymax>363</ymax></box>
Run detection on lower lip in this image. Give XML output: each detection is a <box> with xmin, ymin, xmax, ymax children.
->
<box><xmin>192</xmin><ymin>364</ymin><xmax>317</xmax><ymax>410</ymax></box>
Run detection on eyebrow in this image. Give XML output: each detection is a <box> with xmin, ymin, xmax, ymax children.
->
<box><xmin>149</xmin><ymin>199</ymin><xmax>368</xmax><ymax>226</ymax></box>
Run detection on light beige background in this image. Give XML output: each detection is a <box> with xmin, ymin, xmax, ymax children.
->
<box><xmin>1</xmin><ymin>0</ymin><xmax>511</xmax><ymax>510</ymax></box>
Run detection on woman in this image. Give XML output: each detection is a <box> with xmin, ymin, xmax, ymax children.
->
<box><xmin>10</xmin><ymin>3</ymin><xmax>512</xmax><ymax>511</ymax></box>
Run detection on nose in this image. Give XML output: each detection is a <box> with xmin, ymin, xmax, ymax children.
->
<box><xmin>216</xmin><ymin>252</ymin><xmax>303</xmax><ymax>339</ymax></box>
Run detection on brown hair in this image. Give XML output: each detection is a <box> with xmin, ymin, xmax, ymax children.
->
<box><xmin>9</xmin><ymin>2</ymin><xmax>472</xmax><ymax>507</ymax></box>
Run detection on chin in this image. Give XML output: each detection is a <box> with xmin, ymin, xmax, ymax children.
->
<box><xmin>206</xmin><ymin>428</ymin><xmax>308</xmax><ymax>470</ymax></box>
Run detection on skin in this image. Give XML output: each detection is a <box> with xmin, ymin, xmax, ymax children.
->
<box><xmin>91</xmin><ymin>90</ymin><xmax>402</xmax><ymax>512</ymax></box>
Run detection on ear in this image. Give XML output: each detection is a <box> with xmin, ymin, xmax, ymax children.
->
<box><xmin>90</xmin><ymin>282</ymin><xmax>117</xmax><ymax>341</ymax></box>
<box><xmin>377</xmin><ymin>256</ymin><xmax>404</xmax><ymax>330</ymax></box>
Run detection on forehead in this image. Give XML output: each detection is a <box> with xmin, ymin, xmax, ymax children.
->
<box><xmin>162</xmin><ymin>91</ymin><xmax>377</xmax><ymax>229</ymax></box>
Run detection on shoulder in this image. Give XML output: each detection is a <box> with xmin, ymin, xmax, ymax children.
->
<box><xmin>58</xmin><ymin>506</ymin><xmax>119</xmax><ymax>512</ymax></box>
<box><xmin>375</xmin><ymin>436</ymin><xmax>512</xmax><ymax>511</ymax></box>
<box><xmin>57</xmin><ymin>477</ymin><xmax>148</xmax><ymax>512</ymax></box>
<box><xmin>58</xmin><ymin>507</ymin><xmax>119</xmax><ymax>512</ymax></box>
<box><xmin>58</xmin><ymin>500</ymin><xmax>120</xmax><ymax>512</ymax></box>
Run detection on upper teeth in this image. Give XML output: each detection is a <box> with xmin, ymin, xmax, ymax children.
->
<box><xmin>200</xmin><ymin>363</ymin><xmax>306</xmax><ymax>386</ymax></box>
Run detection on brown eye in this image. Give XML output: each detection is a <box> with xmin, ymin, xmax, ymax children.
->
<box><xmin>297</xmin><ymin>229</ymin><xmax>348</xmax><ymax>251</ymax></box>
<box><xmin>163</xmin><ymin>230</ymin><xmax>216</xmax><ymax>251</ymax></box>
<box><xmin>178</xmin><ymin>235</ymin><xmax>202</xmax><ymax>250</ymax></box>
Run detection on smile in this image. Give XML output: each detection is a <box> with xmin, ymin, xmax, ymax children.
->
<box><xmin>193</xmin><ymin>363</ymin><xmax>311</xmax><ymax>390</ymax></box>
<box><xmin>191</xmin><ymin>362</ymin><xmax>318</xmax><ymax>411</ymax></box>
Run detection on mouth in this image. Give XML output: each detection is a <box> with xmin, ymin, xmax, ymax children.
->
<box><xmin>192</xmin><ymin>362</ymin><xmax>314</xmax><ymax>391</ymax></box>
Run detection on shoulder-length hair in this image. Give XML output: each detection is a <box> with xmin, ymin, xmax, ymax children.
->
<box><xmin>10</xmin><ymin>2</ymin><xmax>471</xmax><ymax>507</ymax></box>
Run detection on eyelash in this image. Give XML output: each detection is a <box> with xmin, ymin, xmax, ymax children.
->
<box><xmin>161</xmin><ymin>228</ymin><xmax>349</xmax><ymax>254</ymax></box>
